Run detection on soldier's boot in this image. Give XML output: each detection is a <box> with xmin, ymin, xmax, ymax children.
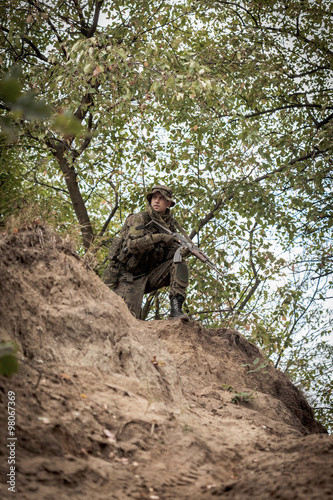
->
<box><xmin>169</xmin><ymin>295</ymin><xmax>188</xmax><ymax>320</ymax></box>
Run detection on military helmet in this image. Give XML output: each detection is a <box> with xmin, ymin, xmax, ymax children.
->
<box><xmin>146</xmin><ymin>185</ymin><xmax>175</xmax><ymax>207</ymax></box>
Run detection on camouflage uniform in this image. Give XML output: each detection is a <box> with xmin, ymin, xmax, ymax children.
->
<box><xmin>103</xmin><ymin>186</ymin><xmax>190</xmax><ymax>319</ymax></box>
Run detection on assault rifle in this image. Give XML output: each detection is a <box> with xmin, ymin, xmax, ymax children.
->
<box><xmin>145</xmin><ymin>219</ymin><xmax>225</xmax><ymax>279</ymax></box>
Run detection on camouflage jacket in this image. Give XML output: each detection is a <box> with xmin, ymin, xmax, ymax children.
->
<box><xmin>110</xmin><ymin>205</ymin><xmax>190</xmax><ymax>276</ymax></box>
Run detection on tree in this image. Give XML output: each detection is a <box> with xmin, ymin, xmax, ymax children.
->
<box><xmin>1</xmin><ymin>0</ymin><xmax>205</xmax><ymax>247</ymax></box>
<box><xmin>1</xmin><ymin>0</ymin><xmax>332</xmax><ymax>430</ymax></box>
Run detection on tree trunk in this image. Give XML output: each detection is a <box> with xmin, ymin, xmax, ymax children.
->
<box><xmin>48</xmin><ymin>140</ymin><xmax>94</xmax><ymax>250</ymax></box>
<box><xmin>60</xmin><ymin>158</ymin><xmax>94</xmax><ymax>250</ymax></box>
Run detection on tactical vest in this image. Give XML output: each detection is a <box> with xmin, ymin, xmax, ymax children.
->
<box><xmin>107</xmin><ymin>211</ymin><xmax>177</xmax><ymax>273</ymax></box>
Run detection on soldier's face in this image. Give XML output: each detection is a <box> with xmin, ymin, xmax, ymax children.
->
<box><xmin>151</xmin><ymin>192</ymin><xmax>171</xmax><ymax>214</ymax></box>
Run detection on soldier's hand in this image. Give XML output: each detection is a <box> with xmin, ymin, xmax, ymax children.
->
<box><xmin>150</xmin><ymin>233</ymin><xmax>174</xmax><ymax>246</ymax></box>
<box><xmin>180</xmin><ymin>246</ymin><xmax>190</xmax><ymax>258</ymax></box>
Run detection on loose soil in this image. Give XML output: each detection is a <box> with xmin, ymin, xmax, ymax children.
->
<box><xmin>0</xmin><ymin>224</ymin><xmax>332</xmax><ymax>500</ymax></box>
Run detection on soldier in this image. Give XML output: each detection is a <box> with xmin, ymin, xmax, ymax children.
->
<box><xmin>103</xmin><ymin>185</ymin><xmax>190</xmax><ymax>320</ymax></box>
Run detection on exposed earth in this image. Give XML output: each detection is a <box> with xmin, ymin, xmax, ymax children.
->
<box><xmin>0</xmin><ymin>224</ymin><xmax>332</xmax><ymax>500</ymax></box>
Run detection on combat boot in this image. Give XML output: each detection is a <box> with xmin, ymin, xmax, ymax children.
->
<box><xmin>169</xmin><ymin>295</ymin><xmax>188</xmax><ymax>320</ymax></box>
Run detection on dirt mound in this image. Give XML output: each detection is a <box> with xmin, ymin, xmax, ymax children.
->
<box><xmin>0</xmin><ymin>224</ymin><xmax>332</xmax><ymax>500</ymax></box>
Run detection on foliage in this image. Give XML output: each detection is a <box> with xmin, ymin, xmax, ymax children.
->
<box><xmin>242</xmin><ymin>357</ymin><xmax>269</xmax><ymax>377</ymax></box>
<box><xmin>1</xmin><ymin>0</ymin><xmax>332</xmax><ymax>429</ymax></box>
<box><xmin>231</xmin><ymin>389</ymin><xmax>256</xmax><ymax>405</ymax></box>
<box><xmin>0</xmin><ymin>65</ymin><xmax>50</xmax><ymax>139</ymax></box>
<box><xmin>284</xmin><ymin>337</ymin><xmax>333</xmax><ymax>433</ymax></box>
<box><xmin>0</xmin><ymin>342</ymin><xmax>19</xmax><ymax>377</ymax></box>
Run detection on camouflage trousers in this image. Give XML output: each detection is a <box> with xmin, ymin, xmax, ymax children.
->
<box><xmin>113</xmin><ymin>259</ymin><xmax>189</xmax><ymax>319</ymax></box>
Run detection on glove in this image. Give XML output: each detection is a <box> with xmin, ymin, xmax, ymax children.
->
<box><xmin>128</xmin><ymin>233</ymin><xmax>174</xmax><ymax>253</ymax></box>
<box><xmin>166</xmin><ymin>243</ymin><xmax>190</xmax><ymax>260</ymax></box>
<box><xmin>150</xmin><ymin>233</ymin><xmax>174</xmax><ymax>246</ymax></box>
<box><xmin>180</xmin><ymin>246</ymin><xmax>190</xmax><ymax>258</ymax></box>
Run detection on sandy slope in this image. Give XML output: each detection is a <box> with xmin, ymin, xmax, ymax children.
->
<box><xmin>0</xmin><ymin>224</ymin><xmax>332</xmax><ymax>500</ymax></box>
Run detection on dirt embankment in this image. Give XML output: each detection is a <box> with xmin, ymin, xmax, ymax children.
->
<box><xmin>0</xmin><ymin>225</ymin><xmax>332</xmax><ymax>500</ymax></box>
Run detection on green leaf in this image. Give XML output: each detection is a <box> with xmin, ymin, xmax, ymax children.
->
<box><xmin>0</xmin><ymin>342</ymin><xmax>19</xmax><ymax>377</ymax></box>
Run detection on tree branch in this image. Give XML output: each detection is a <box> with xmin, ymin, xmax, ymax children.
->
<box><xmin>189</xmin><ymin>198</ymin><xmax>224</xmax><ymax>239</ymax></box>
<box><xmin>141</xmin><ymin>290</ymin><xmax>159</xmax><ymax>321</ymax></box>
<box><xmin>190</xmin><ymin>147</ymin><xmax>326</xmax><ymax>242</ymax></box>
<box><xmin>213</xmin><ymin>0</ymin><xmax>259</xmax><ymax>27</ymax></box>
<box><xmin>71</xmin><ymin>0</ymin><xmax>89</xmax><ymax>35</ymax></box>
<box><xmin>275</xmin><ymin>278</ymin><xmax>321</xmax><ymax>369</ymax></box>
<box><xmin>45</xmin><ymin>139</ymin><xmax>94</xmax><ymax>250</ymax></box>
<box><xmin>234</xmin><ymin>223</ymin><xmax>261</xmax><ymax>313</ymax></box>
<box><xmin>242</xmin><ymin>103</ymin><xmax>325</xmax><ymax>120</ymax></box>
<box><xmin>316</xmin><ymin>111</ymin><xmax>333</xmax><ymax>130</ymax></box>
<box><xmin>286</xmin><ymin>65</ymin><xmax>331</xmax><ymax>79</ymax></box>
<box><xmin>21</xmin><ymin>36</ymin><xmax>49</xmax><ymax>62</ymax></box>
<box><xmin>33</xmin><ymin>172</ymin><xmax>70</xmax><ymax>196</ymax></box>
<box><xmin>98</xmin><ymin>183</ymin><xmax>119</xmax><ymax>238</ymax></box>
<box><xmin>86</xmin><ymin>0</ymin><xmax>104</xmax><ymax>38</ymax></box>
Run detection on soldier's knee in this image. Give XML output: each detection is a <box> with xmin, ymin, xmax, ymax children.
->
<box><xmin>174</xmin><ymin>261</ymin><xmax>189</xmax><ymax>287</ymax></box>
